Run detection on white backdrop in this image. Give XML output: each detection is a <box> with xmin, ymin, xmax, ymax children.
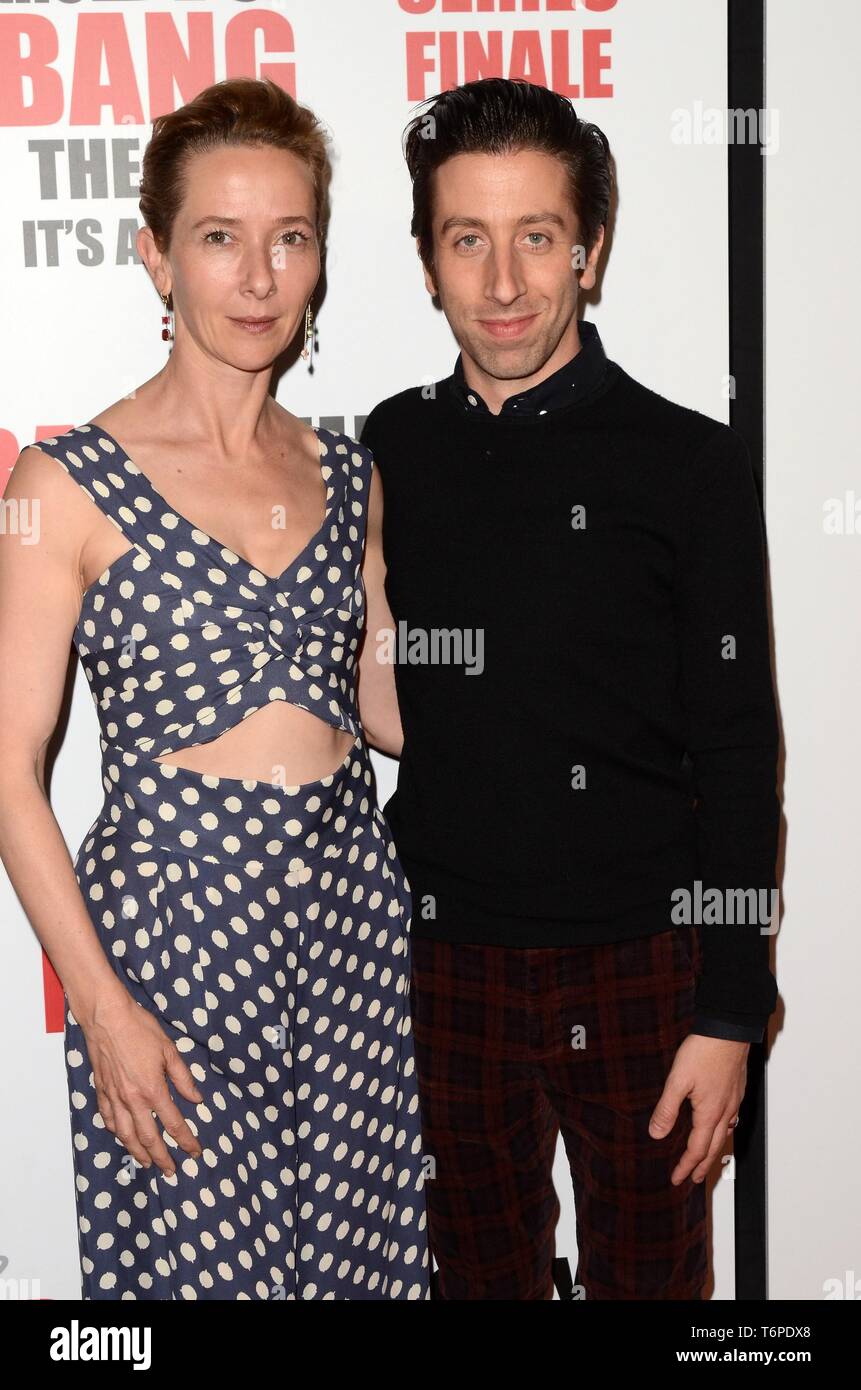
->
<box><xmin>764</xmin><ymin>0</ymin><xmax>861</xmax><ymax>1302</ymax></box>
<box><xmin>1</xmin><ymin>0</ymin><xmax>746</xmax><ymax>1300</ymax></box>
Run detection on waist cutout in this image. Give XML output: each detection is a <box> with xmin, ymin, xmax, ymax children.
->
<box><xmin>97</xmin><ymin>732</ymin><xmax>375</xmax><ymax>869</ymax></box>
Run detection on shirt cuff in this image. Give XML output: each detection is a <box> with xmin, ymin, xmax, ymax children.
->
<box><xmin>690</xmin><ymin>1012</ymin><xmax>764</xmax><ymax>1043</ymax></box>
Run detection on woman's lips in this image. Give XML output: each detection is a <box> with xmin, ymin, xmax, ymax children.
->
<box><xmin>229</xmin><ymin>317</ymin><xmax>278</xmax><ymax>334</ymax></box>
<box><xmin>477</xmin><ymin>313</ymin><xmax>538</xmax><ymax>340</ymax></box>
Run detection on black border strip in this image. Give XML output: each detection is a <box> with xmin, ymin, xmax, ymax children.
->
<box><xmin>728</xmin><ymin>0</ymin><xmax>768</xmax><ymax>1302</ymax></box>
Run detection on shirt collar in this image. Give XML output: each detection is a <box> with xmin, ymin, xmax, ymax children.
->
<box><xmin>449</xmin><ymin>318</ymin><xmax>608</xmax><ymax>418</ymax></box>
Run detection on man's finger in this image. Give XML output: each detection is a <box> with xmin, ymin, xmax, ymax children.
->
<box><xmin>671</xmin><ymin>1109</ymin><xmax>724</xmax><ymax>1185</ymax></box>
<box><xmin>691</xmin><ymin>1111</ymin><xmax>736</xmax><ymax>1183</ymax></box>
<box><xmin>648</xmin><ymin>1072</ymin><xmax>688</xmax><ymax>1138</ymax></box>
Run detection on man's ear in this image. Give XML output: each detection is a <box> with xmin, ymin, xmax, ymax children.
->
<box><xmin>579</xmin><ymin>224</ymin><xmax>605</xmax><ymax>294</ymax></box>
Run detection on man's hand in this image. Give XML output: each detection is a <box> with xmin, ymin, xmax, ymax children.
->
<box><xmin>648</xmin><ymin>1033</ymin><xmax>749</xmax><ymax>1185</ymax></box>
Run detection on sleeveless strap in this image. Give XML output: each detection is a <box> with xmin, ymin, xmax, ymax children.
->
<box><xmin>28</xmin><ymin>423</ymin><xmax>154</xmax><ymax>552</ymax></box>
<box><xmin>339</xmin><ymin>434</ymin><xmax>375</xmax><ymax>550</ymax></box>
<box><xmin>34</xmin><ymin>423</ymin><xmax>372</xmax><ymax>562</ymax></box>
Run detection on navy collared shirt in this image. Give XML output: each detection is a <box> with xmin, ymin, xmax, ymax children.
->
<box><xmin>450</xmin><ymin>317</ymin><xmax>608</xmax><ymax>417</ymax></box>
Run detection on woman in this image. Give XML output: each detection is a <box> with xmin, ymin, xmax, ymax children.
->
<box><xmin>0</xmin><ymin>78</ymin><xmax>428</xmax><ymax>1300</ymax></box>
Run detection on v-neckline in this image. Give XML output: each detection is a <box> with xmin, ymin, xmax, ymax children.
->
<box><xmin>81</xmin><ymin>420</ymin><xmax>334</xmax><ymax>587</ymax></box>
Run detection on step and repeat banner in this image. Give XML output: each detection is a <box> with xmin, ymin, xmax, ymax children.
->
<box><xmin>1</xmin><ymin>0</ymin><xmax>733</xmax><ymax>1299</ymax></box>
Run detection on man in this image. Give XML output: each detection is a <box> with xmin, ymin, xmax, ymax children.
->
<box><xmin>359</xmin><ymin>78</ymin><xmax>779</xmax><ymax>1300</ymax></box>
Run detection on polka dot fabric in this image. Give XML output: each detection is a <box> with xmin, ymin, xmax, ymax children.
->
<box><xmin>32</xmin><ymin>423</ymin><xmax>367</xmax><ymax>757</ymax></box>
<box><xmin>28</xmin><ymin>424</ymin><xmax>430</xmax><ymax>1300</ymax></box>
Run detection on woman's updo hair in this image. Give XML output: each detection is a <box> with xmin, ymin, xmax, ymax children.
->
<box><xmin>138</xmin><ymin>77</ymin><xmax>333</xmax><ymax>255</ymax></box>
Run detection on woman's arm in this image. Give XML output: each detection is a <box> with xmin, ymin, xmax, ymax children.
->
<box><xmin>357</xmin><ymin>462</ymin><xmax>403</xmax><ymax>757</ymax></box>
<box><xmin>0</xmin><ymin>448</ymin><xmax>128</xmax><ymax>1021</ymax></box>
<box><xmin>0</xmin><ymin>447</ymin><xmax>202</xmax><ymax>1176</ymax></box>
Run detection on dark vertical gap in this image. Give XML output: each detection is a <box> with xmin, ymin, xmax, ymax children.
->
<box><xmin>728</xmin><ymin>0</ymin><xmax>768</xmax><ymax>1302</ymax></box>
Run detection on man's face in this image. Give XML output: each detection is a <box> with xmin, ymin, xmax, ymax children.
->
<box><xmin>421</xmin><ymin>148</ymin><xmax>601</xmax><ymax>385</ymax></box>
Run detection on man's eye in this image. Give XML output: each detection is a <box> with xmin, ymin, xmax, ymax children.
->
<box><xmin>204</xmin><ymin>229</ymin><xmax>230</xmax><ymax>244</ymax></box>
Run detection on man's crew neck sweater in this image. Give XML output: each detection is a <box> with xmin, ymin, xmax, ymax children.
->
<box><xmin>360</xmin><ymin>321</ymin><xmax>780</xmax><ymax>1043</ymax></box>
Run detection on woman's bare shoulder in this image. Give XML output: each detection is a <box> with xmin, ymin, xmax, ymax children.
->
<box><xmin>7</xmin><ymin>442</ymin><xmax>79</xmax><ymax>499</ymax></box>
<box><xmin>6</xmin><ymin>441</ymin><xmax>103</xmax><ymax>549</ymax></box>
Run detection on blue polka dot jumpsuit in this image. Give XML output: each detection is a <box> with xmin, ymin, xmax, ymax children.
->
<box><xmin>29</xmin><ymin>422</ymin><xmax>430</xmax><ymax>1300</ymax></box>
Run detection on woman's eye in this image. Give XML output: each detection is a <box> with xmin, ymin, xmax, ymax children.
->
<box><xmin>203</xmin><ymin>229</ymin><xmax>311</xmax><ymax>246</ymax></box>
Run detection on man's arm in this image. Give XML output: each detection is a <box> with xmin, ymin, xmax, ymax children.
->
<box><xmin>690</xmin><ymin>1013</ymin><xmax>764</xmax><ymax>1043</ymax></box>
<box><xmin>674</xmin><ymin>425</ymin><xmax>780</xmax><ymax>1039</ymax></box>
<box><xmin>356</xmin><ymin>428</ymin><xmax>403</xmax><ymax>757</ymax></box>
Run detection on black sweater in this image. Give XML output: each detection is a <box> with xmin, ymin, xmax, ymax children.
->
<box><xmin>360</xmin><ymin>333</ymin><xmax>780</xmax><ymax>1042</ymax></box>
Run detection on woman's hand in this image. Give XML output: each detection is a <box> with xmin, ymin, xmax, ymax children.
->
<box><xmin>81</xmin><ymin>993</ymin><xmax>204</xmax><ymax>1177</ymax></box>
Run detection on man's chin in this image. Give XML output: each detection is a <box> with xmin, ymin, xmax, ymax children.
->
<box><xmin>463</xmin><ymin>341</ymin><xmax>552</xmax><ymax>381</ymax></box>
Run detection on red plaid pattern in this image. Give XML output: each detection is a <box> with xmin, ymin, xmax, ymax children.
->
<box><xmin>409</xmin><ymin>924</ymin><xmax>708</xmax><ymax>1300</ymax></box>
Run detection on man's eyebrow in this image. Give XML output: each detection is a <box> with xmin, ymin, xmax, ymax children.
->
<box><xmin>189</xmin><ymin>214</ymin><xmax>316</xmax><ymax>230</ymax></box>
<box><xmin>439</xmin><ymin>211</ymin><xmax>567</xmax><ymax>234</ymax></box>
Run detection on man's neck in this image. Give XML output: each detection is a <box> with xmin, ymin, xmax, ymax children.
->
<box><xmin>461</xmin><ymin>316</ymin><xmax>583</xmax><ymax>416</ymax></box>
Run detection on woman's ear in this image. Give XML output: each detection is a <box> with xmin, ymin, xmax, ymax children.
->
<box><xmin>137</xmin><ymin>224</ymin><xmax>171</xmax><ymax>300</ymax></box>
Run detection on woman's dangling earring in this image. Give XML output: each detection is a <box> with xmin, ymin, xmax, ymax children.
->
<box><xmin>160</xmin><ymin>291</ymin><xmax>174</xmax><ymax>344</ymax></box>
<box><xmin>300</xmin><ymin>303</ymin><xmax>314</xmax><ymax>363</ymax></box>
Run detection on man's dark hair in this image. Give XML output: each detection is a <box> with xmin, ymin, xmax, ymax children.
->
<box><xmin>402</xmin><ymin>78</ymin><xmax>613</xmax><ymax>282</ymax></box>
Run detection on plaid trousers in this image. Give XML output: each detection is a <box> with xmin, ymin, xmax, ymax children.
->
<box><xmin>409</xmin><ymin>923</ymin><xmax>709</xmax><ymax>1300</ymax></box>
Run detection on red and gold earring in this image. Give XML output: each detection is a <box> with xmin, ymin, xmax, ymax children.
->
<box><xmin>161</xmin><ymin>291</ymin><xmax>174</xmax><ymax>343</ymax></box>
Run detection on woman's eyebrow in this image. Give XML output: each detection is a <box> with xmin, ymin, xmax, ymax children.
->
<box><xmin>189</xmin><ymin>214</ymin><xmax>315</xmax><ymax>229</ymax></box>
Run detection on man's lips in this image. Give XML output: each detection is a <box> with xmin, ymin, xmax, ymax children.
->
<box><xmin>477</xmin><ymin>313</ymin><xmax>538</xmax><ymax>339</ymax></box>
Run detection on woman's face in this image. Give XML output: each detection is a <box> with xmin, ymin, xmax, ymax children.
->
<box><xmin>149</xmin><ymin>142</ymin><xmax>321</xmax><ymax>367</ymax></box>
